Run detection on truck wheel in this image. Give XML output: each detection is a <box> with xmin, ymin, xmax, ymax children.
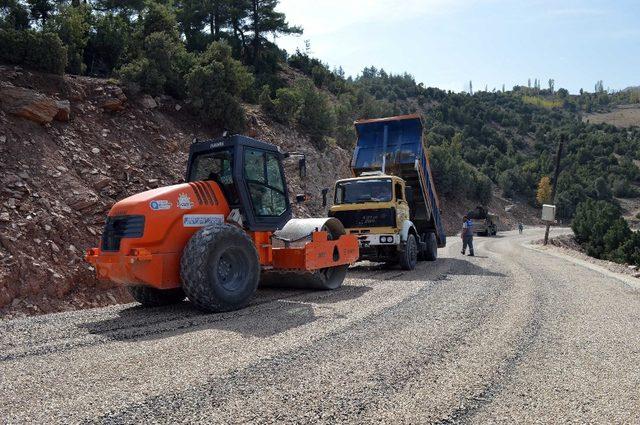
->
<box><xmin>127</xmin><ymin>286</ymin><xmax>185</xmax><ymax>307</ymax></box>
<box><xmin>423</xmin><ymin>232</ymin><xmax>438</xmax><ymax>261</ymax></box>
<box><xmin>181</xmin><ymin>223</ymin><xmax>260</xmax><ymax>313</ymax></box>
<box><xmin>398</xmin><ymin>234</ymin><xmax>418</xmax><ymax>270</ymax></box>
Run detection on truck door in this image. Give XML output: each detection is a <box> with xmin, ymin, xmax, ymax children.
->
<box><xmin>395</xmin><ymin>180</ymin><xmax>409</xmax><ymax>227</ymax></box>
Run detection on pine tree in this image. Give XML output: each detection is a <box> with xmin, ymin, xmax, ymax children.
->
<box><xmin>27</xmin><ymin>0</ymin><xmax>55</xmax><ymax>25</ymax></box>
<box><xmin>249</xmin><ymin>0</ymin><xmax>301</xmax><ymax>64</ymax></box>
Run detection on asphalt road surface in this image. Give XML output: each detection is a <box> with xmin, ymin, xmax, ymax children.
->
<box><xmin>2</xmin><ymin>228</ymin><xmax>639</xmax><ymax>424</ymax></box>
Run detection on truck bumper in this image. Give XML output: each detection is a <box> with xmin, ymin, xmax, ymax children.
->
<box><xmin>356</xmin><ymin>234</ymin><xmax>400</xmax><ymax>247</ymax></box>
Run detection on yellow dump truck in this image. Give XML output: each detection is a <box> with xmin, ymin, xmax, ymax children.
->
<box><xmin>328</xmin><ymin>115</ymin><xmax>446</xmax><ymax>270</ymax></box>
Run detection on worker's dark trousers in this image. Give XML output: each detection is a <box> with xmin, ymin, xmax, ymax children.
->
<box><xmin>462</xmin><ymin>236</ymin><xmax>474</xmax><ymax>255</ymax></box>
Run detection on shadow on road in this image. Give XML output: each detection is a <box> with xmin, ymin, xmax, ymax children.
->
<box><xmin>79</xmin><ymin>284</ymin><xmax>371</xmax><ymax>342</ymax></box>
<box><xmin>348</xmin><ymin>257</ymin><xmax>505</xmax><ymax>281</ymax></box>
<box><xmin>440</xmin><ymin>257</ymin><xmax>505</xmax><ymax>277</ymax></box>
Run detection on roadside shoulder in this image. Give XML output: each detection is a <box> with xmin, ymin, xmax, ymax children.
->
<box><xmin>524</xmin><ymin>241</ymin><xmax>640</xmax><ymax>291</ymax></box>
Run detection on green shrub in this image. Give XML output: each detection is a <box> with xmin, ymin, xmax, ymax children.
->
<box><xmin>119</xmin><ymin>58</ymin><xmax>163</xmax><ymax>95</ymax></box>
<box><xmin>258</xmin><ymin>85</ymin><xmax>275</xmax><ymax>116</ymax></box>
<box><xmin>497</xmin><ymin>166</ymin><xmax>535</xmax><ymax>201</ymax></box>
<box><xmin>556</xmin><ymin>185</ymin><xmax>587</xmax><ymax>220</ymax></box>
<box><xmin>295</xmin><ymin>81</ymin><xmax>335</xmax><ymax>148</ymax></box>
<box><xmin>260</xmin><ymin>80</ymin><xmax>335</xmax><ymax>148</ymax></box>
<box><xmin>119</xmin><ymin>31</ymin><xmax>194</xmax><ymax>97</ymax></box>
<box><xmin>334</xmin><ymin>94</ymin><xmax>356</xmax><ymax>149</ymax></box>
<box><xmin>186</xmin><ymin>41</ymin><xmax>253</xmax><ymax>132</ymax></box>
<box><xmin>273</xmin><ymin>87</ymin><xmax>300</xmax><ymax>124</ymax></box>
<box><xmin>572</xmin><ymin>199</ymin><xmax>622</xmax><ymax>258</ymax></box>
<box><xmin>612</xmin><ymin>179</ymin><xmax>639</xmax><ymax>198</ymax></box>
<box><xmin>592</xmin><ymin>176</ymin><xmax>612</xmax><ymax>201</ymax></box>
<box><xmin>0</xmin><ymin>29</ymin><xmax>67</xmax><ymax>74</ymax></box>
<box><xmin>609</xmin><ymin>232</ymin><xmax>640</xmax><ymax>266</ymax></box>
<box><xmin>603</xmin><ymin>217</ymin><xmax>632</xmax><ymax>255</ymax></box>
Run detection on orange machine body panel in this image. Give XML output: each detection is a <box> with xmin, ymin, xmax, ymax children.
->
<box><xmin>271</xmin><ymin>231</ymin><xmax>359</xmax><ymax>270</ymax></box>
<box><xmin>86</xmin><ymin>181</ymin><xmax>359</xmax><ymax>290</ymax></box>
<box><xmin>87</xmin><ymin>181</ymin><xmax>231</xmax><ymax>289</ymax></box>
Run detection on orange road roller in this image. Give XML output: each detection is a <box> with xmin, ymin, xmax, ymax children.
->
<box><xmin>86</xmin><ymin>135</ymin><xmax>359</xmax><ymax>312</ymax></box>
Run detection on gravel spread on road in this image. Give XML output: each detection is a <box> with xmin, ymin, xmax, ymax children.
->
<box><xmin>1</xmin><ymin>228</ymin><xmax>639</xmax><ymax>423</ymax></box>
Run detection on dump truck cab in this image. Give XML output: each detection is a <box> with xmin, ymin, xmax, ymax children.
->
<box><xmin>331</xmin><ymin>173</ymin><xmax>410</xmax><ymax>252</ymax></box>
<box><xmin>329</xmin><ymin>115</ymin><xmax>446</xmax><ymax>270</ymax></box>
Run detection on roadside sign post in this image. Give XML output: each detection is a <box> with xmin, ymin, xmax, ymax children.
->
<box><xmin>543</xmin><ymin>134</ymin><xmax>565</xmax><ymax>246</ymax></box>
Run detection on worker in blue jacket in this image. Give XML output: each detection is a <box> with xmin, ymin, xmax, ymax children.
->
<box><xmin>461</xmin><ymin>215</ymin><xmax>475</xmax><ymax>256</ymax></box>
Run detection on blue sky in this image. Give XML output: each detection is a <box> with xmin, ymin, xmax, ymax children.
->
<box><xmin>275</xmin><ymin>0</ymin><xmax>640</xmax><ymax>93</ymax></box>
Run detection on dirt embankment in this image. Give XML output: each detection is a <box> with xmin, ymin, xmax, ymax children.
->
<box><xmin>0</xmin><ymin>66</ymin><xmax>538</xmax><ymax>318</ymax></box>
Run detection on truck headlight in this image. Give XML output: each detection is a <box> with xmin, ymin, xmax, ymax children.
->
<box><xmin>379</xmin><ymin>236</ymin><xmax>393</xmax><ymax>243</ymax></box>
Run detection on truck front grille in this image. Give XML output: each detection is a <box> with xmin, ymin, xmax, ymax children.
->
<box><xmin>330</xmin><ymin>208</ymin><xmax>396</xmax><ymax>229</ymax></box>
<box><xmin>101</xmin><ymin>215</ymin><xmax>145</xmax><ymax>252</ymax></box>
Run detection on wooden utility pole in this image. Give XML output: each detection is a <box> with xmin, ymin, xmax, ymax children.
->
<box><xmin>543</xmin><ymin>134</ymin><xmax>566</xmax><ymax>245</ymax></box>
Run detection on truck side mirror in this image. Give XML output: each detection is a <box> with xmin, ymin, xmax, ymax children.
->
<box><xmin>298</xmin><ymin>157</ymin><xmax>306</xmax><ymax>179</ymax></box>
<box><xmin>405</xmin><ymin>186</ymin><xmax>414</xmax><ymax>204</ymax></box>
<box><xmin>321</xmin><ymin>188</ymin><xmax>329</xmax><ymax>207</ymax></box>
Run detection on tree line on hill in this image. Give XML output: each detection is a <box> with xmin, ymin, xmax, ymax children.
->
<box><xmin>2</xmin><ymin>0</ymin><xmax>640</xmax><ymax>231</ymax></box>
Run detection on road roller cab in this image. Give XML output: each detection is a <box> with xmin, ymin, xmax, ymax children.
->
<box><xmin>86</xmin><ymin>135</ymin><xmax>359</xmax><ymax>312</ymax></box>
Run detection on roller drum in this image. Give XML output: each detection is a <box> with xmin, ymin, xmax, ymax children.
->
<box><xmin>261</xmin><ymin>218</ymin><xmax>349</xmax><ymax>290</ymax></box>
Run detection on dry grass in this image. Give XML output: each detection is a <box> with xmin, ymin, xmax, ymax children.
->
<box><xmin>583</xmin><ymin>104</ymin><xmax>640</xmax><ymax>128</ymax></box>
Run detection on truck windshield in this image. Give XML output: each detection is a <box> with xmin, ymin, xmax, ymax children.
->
<box><xmin>335</xmin><ymin>179</ymin><xmax>393</xmax><ymax>204</ymax></box>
